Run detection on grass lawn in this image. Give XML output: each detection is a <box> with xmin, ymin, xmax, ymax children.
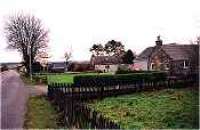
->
<box><xmin>47</xmin><ymin>72</ymin><xmax>113</xmax><ymax>84</ymax></box>
<box><xmin>47</xmin><ymin>74</ymin><xmax>74</xmax><ymax>84</ymax></box>
<box><xmin>87</xmin><ymin>87</ymin><xmax>199</xmax><ymax>129</ymax></box>
<box><xmin>24</xmin><ymin>96</ymin><xmax>59</xmax><ymax>129</ymax></box>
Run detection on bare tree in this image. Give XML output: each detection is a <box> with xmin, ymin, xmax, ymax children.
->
<box><xmin>196</xmin><ymin>36</ymin><xmax>200</xmax><ymax>45</ymax></box>
<box><xmin>64</xmin><ymin>51</ymin><xmax>72</xmax><ymax>62</ymax></box>
<box><xmin>4</xmin><ymin>13</ymin><xmax>49</xmax><ymax>74</ymax></box>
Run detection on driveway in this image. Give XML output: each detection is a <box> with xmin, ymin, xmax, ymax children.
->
<box><xmin>0</xmin><ymin>70</ymin><xmax>29</xmax><ymax>129</ymax></box>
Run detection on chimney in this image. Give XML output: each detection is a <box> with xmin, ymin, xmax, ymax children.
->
<box><xmin>155</xmin><ymin>35</ymin><xmax>163</xmax><ymax>46</ymax></box>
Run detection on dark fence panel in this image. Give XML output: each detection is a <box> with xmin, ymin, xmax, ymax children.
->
<box><xmin>48</xmin><ymin>74</ymin><xmax>198</xmax><ymax>129</ymax></box>
<box><xmin>48</xmin><ymin>76</ymin><xmax>197</xmax><ymax>100</ymax></box>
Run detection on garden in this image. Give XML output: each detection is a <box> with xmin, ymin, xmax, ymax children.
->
<box><xmin>87</xmin><ymin>87</ymin><xmax>199</xmax><ymax>129</ymax></box>
<box><xmin>46</xmin><ymin>70</ymin><xmax>198</xmax><ymax>129</ymax></box>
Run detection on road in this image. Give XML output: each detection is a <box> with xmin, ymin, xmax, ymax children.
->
<box><xmin>0</xmin><ymin>70</ymin><xmax>29</xmax><ymax>129</ymax></box>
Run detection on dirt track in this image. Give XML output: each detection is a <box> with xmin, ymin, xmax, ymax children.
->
<box><xmin>0</xmin><ymin>70</ymin><xmax>29</xmax><ymax>129</ymax></box>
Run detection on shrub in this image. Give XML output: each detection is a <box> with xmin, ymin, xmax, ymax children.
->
<box><xmin>32</xmin><ymin>73</ymin><xmax>47</xmax><ymax>84</ymax></box>
<box><xmin>32</xmin><ymin>62</ymin><xmax>43</xmax><ymax>73</ymax></box>
<box><xmin>68</xmin><ymin>62</ymin><xmax>94</xmax><ymax>72</ymax></box>
<box><xmin>115</xmin><ymin>67</ymin><xmax>129</xmax><ymax>74</ymax></box>
<box><xmin>115</xmin><ymin>69</ymin><xmax>157</xmax><ymax>74</ymax></box>
<box><xmin>94</xmin><ymin>70</ymin><xmax>103</xmax><ymax>73</ymax></box>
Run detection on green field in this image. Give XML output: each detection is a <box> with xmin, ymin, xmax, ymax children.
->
<box><xmin>87</xmin><ymin>87</ymin><xmax>199</xmax><ymax>129</ymax></box>
<box><xmin>47</xmin><ymin>74</ymin><xmax>74</xmax><ymax>84</ymax></box>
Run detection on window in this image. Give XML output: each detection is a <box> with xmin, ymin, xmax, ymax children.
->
<box><xmin>183</xmin><ymin>60</ymin><xmax>189</xmax><ymax>69</ymax></box>
<box><xmin>164</xmin><ymin>63</ymin><xmax>170</xmax><ymax>70</ymax></box>
<box><xmin>105</xmin><ymin>65</ymin><xmax>110</xmax><ymax>69</ymax></box>
<box><xmin>150</xmin><ymin>63</ymin><xmax>155</xmax><ymax>70</ymax></box>
<box><xmin>105</xmin><ymin>65</ymin><xmax>110</xmax><ymax>72</ymax></box>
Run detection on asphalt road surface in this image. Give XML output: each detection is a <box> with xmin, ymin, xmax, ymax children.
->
<box><xmin>1</xmin><ymin>70</ymin><xmax>29</xmax><ymax>129</ymax></box>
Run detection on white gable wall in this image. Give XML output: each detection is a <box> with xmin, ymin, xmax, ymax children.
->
<box><xmin>134</xmin><ymin>59</ymin><xmax>148</xmax><ymax>70</ymax></box>
<box><xmin>95</xmin><ymin>65</ymin><xmax>119</xmax><ymax>72</ymax></box>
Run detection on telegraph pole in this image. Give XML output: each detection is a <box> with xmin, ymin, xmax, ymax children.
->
<box><xmin>28</xmin><ymin>44</ymin><xmax>32</xmax><ymax>81</ymax></box>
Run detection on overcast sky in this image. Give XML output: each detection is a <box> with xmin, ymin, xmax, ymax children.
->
<box><xmin>0</xmin><ymin>0</ymin><xmax>199</xmax><ymax>63</ymax></box>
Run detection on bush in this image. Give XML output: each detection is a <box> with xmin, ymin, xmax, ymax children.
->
<box><xmin>94</xmin><ymin>70</ymin><xmax>103</xmax><ymax>73</ymax></box>
<box><xmin>32</xmin><ymin>73</ymin><xmax>47</xmax><ymax>84</ymax></box>
<box><xmin>68</xmin><ymin>62</ymin><xmax>94</xmax><ymax>72</ymax></box>
<box><xmin>74</xmin><ymin>72</ymin><xmax>167</xmax><ymax>87</ymax></box>
<box><xmin>115</xmin><ymin>69</ymin><xmax>130</xmax><ymax>74</ymax></box>
<box><xmin>32</xmin><ymin>62</ymin><xmax>43</xmax><ymax>73</ymax></box>
<box><xmin>115</xmin><ymin>69</ymin><xmax>157</xmax><ymax>74</ymax></box>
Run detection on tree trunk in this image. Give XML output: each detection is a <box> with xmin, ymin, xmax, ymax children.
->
<box><xmin>23</xmin><ymin>54</ymin><xmax>33</xmax><ymax>75</ymax></box>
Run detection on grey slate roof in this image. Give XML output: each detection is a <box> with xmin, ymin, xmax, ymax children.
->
<box><xmin>136</xmin><ymin>47</ymin><xmax>154</xmax><ymax>60</ymax></box>
<box><xmin>136</xmin><ymin>43</ymin><xmax>199</xmax><ymax>61</ymax></box>
<box><xmin>91</xmin><ymin>56</ymin><xmax>123</xmax><ymax>65</ymax></box>
<box><xmin>160</xmin><ymin>44</ymin><xmax>199</xmax><ymax>60</ymax></box>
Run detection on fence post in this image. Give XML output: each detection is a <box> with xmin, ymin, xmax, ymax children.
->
<box><xmin>47</xmin><ymin>84</ymin><xmax>50</xmax><ymax>98</ymax></box>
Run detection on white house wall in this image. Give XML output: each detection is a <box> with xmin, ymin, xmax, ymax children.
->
<box><xmin>95</xmin><ymin>65</ymin><xmax>105</xmax><ymax>72</ymax></box>
<box><xmin>95</xmin><ymin>65</ymin><xmax>119</xmax><ymax>72</ymax></box>
<box><xmin>109</xmin><ymin>65</ymin><xmax>119</xmax><ymax>72</ymax></box>
<box><xmin>134</xmin><ymin>59</ymin><xmax>148</xmax><ymax>70</ymax></box>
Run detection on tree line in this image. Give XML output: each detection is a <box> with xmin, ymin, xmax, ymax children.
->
<box><xmin>90</xmin><ymin>40</ymin><xmax>135</xmax><ymax>64</ymax></box>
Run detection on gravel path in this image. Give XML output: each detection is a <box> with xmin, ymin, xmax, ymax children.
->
<box><xmin>0</xmin><ymin>70</ymin><xmax>48</xmax><ymax>129</ymax></box>
<box><xmin>1</xmin><ymin>70</ymin><xmax>29</xmax><ymax>129</ymax></box>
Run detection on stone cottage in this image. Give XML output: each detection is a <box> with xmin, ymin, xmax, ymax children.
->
<box><xmin>90</xmin><ymin>55</ymin><xmax>124</xmax><ymax>72</ymax></box>
<box><xmin>134</xmin><ymin>47</ymin><xmax>154</xmax><ymax>70</ymax></box>
<box><xmin>134</xmin><ymin>36</ymin><xmax>199</xmax><ymax>74</ymax></box>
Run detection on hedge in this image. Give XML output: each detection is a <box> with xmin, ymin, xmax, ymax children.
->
<box><xmin>73</xmin><ymin>72</ymin><xmax>167</xmax><ymax>87</ymax></box>
<box><xmin>32</xmin><ymin>73</ymin><xmax>48</xmax><ymax>84</ymax></box>
<box><xmin>115</xmin><ymin>69</ymin><xmax>158</xmax><ymax>74</ymax></box>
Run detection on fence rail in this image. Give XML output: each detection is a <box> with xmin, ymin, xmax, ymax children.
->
<box><xmin>48</xmin><ymin>76</ymin><xmax>197</xmax><ymax>100</ymax></box>
<box><xmin>48</xmin><ymin>75</ymin><xmax>198</xmax><ymax>129</ymax></box>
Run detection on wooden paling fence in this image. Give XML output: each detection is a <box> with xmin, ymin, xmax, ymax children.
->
<box><xmin>59</xmin><ymin>99</ymin><xmax>120</xmax><ymax>129</ymax></box>
<box><xmin>48</xmin><ymin>85</ymin><xmax>121</xmax><ymax>129</ymax></box>
<box><xmin>48</xmin><ymin>75</ymin><xmax>198</xmax><ymax>129</ymax></box>
<box><xmin>48</xmin><ymin>76</ymin><xmax>197</xmax><ymax>100</ymax></box>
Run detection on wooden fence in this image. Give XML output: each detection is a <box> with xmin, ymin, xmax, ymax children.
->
<box><xmin>57</xmin><ymin>99</ymin><xmax>120</xmax><ymax>129</ymax></box>
<box><xmin>47</xmin><ymin>75</ymin><xmax>198</xmax><ymax>129</ymax></box>
<box><xmin>48</xmin><ymin>75</ymin><xmax>197</xmax><ymax>100</ymax></box>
